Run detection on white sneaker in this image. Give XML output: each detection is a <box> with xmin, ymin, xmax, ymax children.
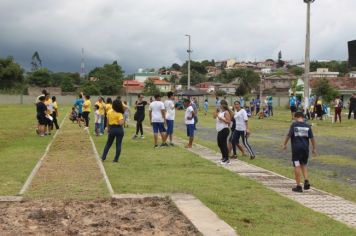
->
<box><xmin>140</xmin><ymin>135</ymin><xmax>145</xmax><ymax>139</ymax></box>
<box><xmin>84</xmin><ymin>127</ymin><xmax>89</xmax><ymax>130</ymax></box>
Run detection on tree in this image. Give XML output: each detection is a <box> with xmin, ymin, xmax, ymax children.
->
<box><xmin>235</xmin><ymin>83</ymin><xmax>249</xmax><ymax>97</ymax></box>
<box><xmin>288</xmin><ymin>66</ymin><xmax>304</xmax><ymax>76</ymax></box>
<box><xmin>143</xmin><ymin>80</ymin><xmax>160</xmax><ymax>96</ymax></box>
<box><xmin>88</xmin><ymin>61</ymin><xmax>124</xmax><ymax>95</ymax></box>
<box><xmin>81</xmin><ymin>81</ymin><xmax>100</xmax><ymax>95</ymax></box>
<box><xmin>0</xmin><ymin>56</ymin><xmax>24</xmax><ymax>89</ymax></box>
<box><xmin>27</xmin><ymin>68</ymin><xmax>52</xmax><ymax>87</ymax></box>
<box><xmin>171</xmin><ymin>63</ymin><xmax>181</xmax><ymax>71</ymax></box>
<box><xmin>312</xmin><ymin>78</ymin><xmax>339</xmax><ymax>103</ymax></box>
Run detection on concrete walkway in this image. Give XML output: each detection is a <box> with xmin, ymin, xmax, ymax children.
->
<box><xmin>172</xmin><ymin>135</ymin><xmax>356</xmax><ymax>229</ymax></box>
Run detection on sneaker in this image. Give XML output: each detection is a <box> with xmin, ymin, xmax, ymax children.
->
<box><xmin>304</xmin><ymin>180</ymin><xmax>311</xmax><ymax>190</ymax></box>
<box><xmin>292</xmin><ymin>185</ymin><xmax>303</xmax><ymax>193</ymax></box>
<box><xmin>220</xmin><ymin>159</ymin><xmax>230</xmax><ymax>165</ymax></box>
<box><xmin>250</xmin><ymin>155</ymin><xmax>255</xmax><ymax>160</ymax></box>
<box><xmin>140</xmin><ymin>135</ymin><xmax>145</xmax><ymax>139</ymax></box>
<box><xmin>154</xmin><ymin>145</ymin><xmax>159</xmax><ymax>148</ymax></box>
<box><xmin>160</xmin><ymin>143</ymin><xmax>169</xmax><ymax>147</ymax></box>
<box><xmin>99</xmin><ymin>133</ymin><xmax>104</xmax><ymax>136</ymax></box>
<box><xmin>230</xmin><ymin>155</ymin><xmax>237</xmax><ymax>159</ymax></box>
<box><xmin>84</xmin><ymin>127</ymin><xmax>89</xmax><ymax>130</ymax></box>
<box><xmin>132</xmin><ymin>135</ymin><xmax>138</xmax><ymax>140</ymax></box>
<box><xmin>112</xmin><ymin>160</ymin><xmax>118</xmax><ymax>163</ymax></box>
<box><xmin>169</xmin><ymin>142</ymin><xmax>174</xmax><ymax>146</ymax></box>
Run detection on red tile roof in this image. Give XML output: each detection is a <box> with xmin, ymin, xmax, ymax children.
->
<box><xmin>310</xmin><ymin>77</ymin><xmax>356</xmax><ymax>90</ymax></box>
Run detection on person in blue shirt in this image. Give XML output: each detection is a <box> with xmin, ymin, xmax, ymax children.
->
<box><xmin>289</xmin><ymin>93</ymin><xmax>297</xmax><ymax>120</ymax></box>
<box><xmin>204</xmin><ymin>99</ymin><xmax>209</xmax><ymax>116</ymax></box>
<box><xmin>255</xmin><ymin>96</ymin><xmax>261</xmax><ymax>116</ymax></box>
<box><xmin>267</xmin><ymin>96</ymin><xmax>273</xmax><ymax>116</ymax></box>
<box><xmin>74</xmin><ymin>93</ymin><xmax>84</xmax><ymax>127</ymax></box>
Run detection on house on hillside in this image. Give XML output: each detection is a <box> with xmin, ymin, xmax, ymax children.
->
<box><xmin>148</xmin><ymin>77</ymin><xmax>172</xmax><ymax>93</ymax></box>
<box><xmin>123</xmin><ymin>80</ymin><xmax>144</xmax><ymax>95</ymax></box>
<box><xmin>195</xmin><ymin>82</ymin><xmax>217</xmax><ymax>93</ymax></box>
<box><xmin>310</xmin><ymin>77</ymin><xmax>356</xmax><ymax>96</ymax></box>
<box><xmin>309</xmin><ymin>68</ymin><xmax>339</xmax><ymax>78</ymax></box>
<box><xmin>134</xmin><ymin>72</ymin><xmax>160</xmax><ymax>82</ymax></box>
<box><xmin>216</xmin><ymin>83</ymin><xmax>237</xmax><ymax>95</ymax></box>
<box><xmin>263</xmin><ymin>75</ymin><xmax>297</xmax><ymax>95</ymax></box>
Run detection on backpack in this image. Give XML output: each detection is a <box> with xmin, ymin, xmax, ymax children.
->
<box><xmin>338</xmin><ymin>100</ymin><xmax>343</xmax><ymax>108</ymax></box>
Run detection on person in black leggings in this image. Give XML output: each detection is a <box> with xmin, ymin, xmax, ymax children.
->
<box><xmin>214</xmin><ymin>100</ymin><xmax>232</xmax><ymax>164</ymax></box>
<box><xmin>82</xmin><ymin>95</ymin><xmax>91</xmax><ymax>129</ymax></box>
<box><xmin>133</xmin><ymin>94</ymin><xmax>147</xmax><ymax>139</ymax></box>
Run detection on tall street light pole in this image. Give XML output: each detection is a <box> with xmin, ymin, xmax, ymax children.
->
<box><xmin>303</xmin><ymin>0</ymin><xmax>315</xmax><ymax>112</ymax></box>
<box><xmin>185</xmin><ymin>34</ymin><xmax>192</xmax><ymax>90</ymax></box>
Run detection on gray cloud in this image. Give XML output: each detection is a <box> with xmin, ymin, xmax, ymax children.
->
<box><xmin>0</xmin><ymin>0</ymin><xmax>355</xmax><ymax>74</ymax></box>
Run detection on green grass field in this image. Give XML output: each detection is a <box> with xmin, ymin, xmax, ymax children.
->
<box><xmin>1</xmin><ymin>105</ymin><xmax>355</xmax><ymax>235</ymax></box>
<box><xmin>0</xmin><ymin>105</ymin><xmax>68</xmax><ymax>195</ymax></box>
<box><xmin>92</xmin><ymin>117</ymin><xmax>356</xmax><ymax>235</ymax></box>
<box><xmin>171</xmin><ymin>108</ymin><xmax>356</xmax><ymax>202</ymax></box>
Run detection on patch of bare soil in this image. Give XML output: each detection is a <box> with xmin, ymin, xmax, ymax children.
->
<box><xmin>0</xmin><ymin>197</ymin><xmax>200</xmax><ymax>236</ymax></box>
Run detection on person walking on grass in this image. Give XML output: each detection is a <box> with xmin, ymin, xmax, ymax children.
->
<box><xmin>94</xmin><ymin>105</ymin><xmax>101</xmax><ymax>136</ymax></box>
<box><xmin>52</xmin><ymin>96</ymin><xmax>60</xmax><ymax>130</ymax></box>
<box><xmin>183</xmin><ymin>98</ymin><xmax>195</xmax><ymax>148</ymax></box>
<box><xmin>283</xmin><ymin>111</ymin><xmax>317</xmax><ymax>193</ymax></box>
<box><xmin>95</xmin><ymin>97</ymin><xmax>105</xmax><ymax>135</ymax></box>
<box><xmin>74</xmin><ymin>93</ymin><xmax>84</xmax><ymax>127</ymax></box>
<box><xmin>228</xmin><ymin>107</ymin><xmax>246</xmax><ymax>159</ymax></box>
<box><xmin>82</xmin><ymin>95</ymin><xmax>91</xmax><ymax>129</ymax></box>
<box><xmin>133</xmin><ymin>94</ymin><xmax>148</xmax><ymax>139</ymax></box>
<box><xmin>231</xmin><ymin>101</ymin><xmax>256</xmax><ymax>160</ymax></box>
<box><xmin>204</xmin><ymin>99</ymin><xmax>209</xmax><ymax>116</ymax></box>
<box><xmin>101</xmin><ymin>99</ymin><xmax>125</xmax><ymax>163</ymax></box>
<box><xmin>333</xmin><ymin>96</ymin><xmax>343</xmax><ymax>123</ymax></box>
<box><xmin>36</xmin><ymin>95</ymin><xmax>47</xmax><ymax>137</ymax></box>
<box><xmin>149</xmin><ymin>94</ymin><xmax>168</xmax><ymax>148</ymax></box>
<box><xmin>164</xmin><ymin>91</ymin><xmax>176</xmax><ymax>146</ymax></box>
<box><xmin>348</xmin><ymin>93</ymin><xmax>356</xmax><ymax>120</ymax></box>
<box><xmin>104</xmin><ymin>97</ymin><xmax>113</xmax><ymax>130</ymax></box>
<box><xmin>214</xmin><ymin>100</ymin><xmax>232</xmax><ymax>165</ymax></box>
<box><xmin>289</xmin><ymin>93</ymin><xmax>297</xmax><ymax>120</ymax></box>
<box><xmin>44</xmin><ymin>94</ymin><xmax>54</xmax><ymax>135</ymax></box>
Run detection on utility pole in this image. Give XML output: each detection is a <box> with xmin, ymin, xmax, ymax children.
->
<box><xmin>185</xmin><ymin>34</ymin><xmax>192</xmax><ymax>90</ymax></box>
<box><xmin>303</xmin><ymin>0</ymin><xmax>315</xmax><ymax>112</ymax></box>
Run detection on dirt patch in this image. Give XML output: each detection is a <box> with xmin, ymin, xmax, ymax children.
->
<box><xmin>0</xmin><ymin>197</ymin><xmax>200</xmax><ymax>236</ymax></box>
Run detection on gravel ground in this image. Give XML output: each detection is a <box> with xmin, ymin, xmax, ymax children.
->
<box><xmin>0</xmin><ymin>198</ymin><xmax>200</xmax><ymax>236</ymax></box>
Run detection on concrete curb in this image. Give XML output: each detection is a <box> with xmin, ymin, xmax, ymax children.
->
<box><xmin>0</xmin><ymin>196</ymin><xmax>23</xmax><ymax>202</ymax></box>
<box><xmin>113</xmin><ymin>193</ymin><xmax>238</xmax><ymax>236</ymax></box>
<box><xmin>19</xmin><ymin>113</ymin><xmax>68</xmax><ymax>195</ymax></box>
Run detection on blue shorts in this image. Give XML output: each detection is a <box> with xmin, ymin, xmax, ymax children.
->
<box><xmin>166</xmin><ymin>120</ymin><xmax>174</xmax><ymax>135</ymax></box>
<box><xmin>152</xmin><ymin>122</ymin><xmax>166</xmax><ymax>134</ymax></box>
<box><xmin>186</xmin><ymin>124</ymin><xmax>195</xmax><ymax>138</ymax></box>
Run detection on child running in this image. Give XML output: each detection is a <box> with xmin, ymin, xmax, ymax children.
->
<box><xmin>283</xmin><ymin>111</ymin><xmax>317</xmax><ymax>192</ymax></box>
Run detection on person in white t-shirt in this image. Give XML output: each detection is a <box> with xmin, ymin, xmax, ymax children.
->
<box><xmin>149</xmin><ymin>94</ymin><xmax>168</xmax><ymax>148</ymax></box>
<box><xmin>231</xmin><ymin>100</ymin><xmax>256</xmax><ymax>159</ymax></box>
<box><xmin>164</xmin><ymin>91</ymin><xmax>176</xmax><ymax>146</ymax></box>
<box><xmin>213</xmin><ymin>100</ymin><xmax>232</xmax><ymax>164</ymax></box>
<box><xmin>183</xmin><ymin>98</ymin><xmax>195</xmax><ymax>148</ymax></box>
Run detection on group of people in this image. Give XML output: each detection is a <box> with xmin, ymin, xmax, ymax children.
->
<box><xmin>288</xmin><ymin>92</ymin><xmax>356</xmax><ymax>123</ymax></box>
<box><xmin>35</xmin><ymin>90</ymin><xmax>60</xmax><ymax>136</ymax></box>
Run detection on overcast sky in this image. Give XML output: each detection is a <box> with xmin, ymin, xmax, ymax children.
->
<box><xmin>0</xmin><ymin>0</ymin><xmax>355</xmax><ymax>74</ymax></box>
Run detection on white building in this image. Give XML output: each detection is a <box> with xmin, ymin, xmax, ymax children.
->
<box><xmin>309</xmin><ymin>68</ymin><xmax>339</xmax><ymax>78</ymax></box>
<box><xmin>134</xmin><ymin>72</ymin><xmax>161</xmax><ymax>83</ymax></box>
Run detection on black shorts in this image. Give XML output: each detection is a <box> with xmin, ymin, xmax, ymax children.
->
<box><xmin>37</xmin><ymin>114</ymin><xmax>46</xmax><ymax>125</ymax></box>
<box><xmin>46</xmin><ymin>117</ymin><xmax>53</xmax><ymax>126</ymax></box>
<box><xmin>290</xmin><ymin>106</ymin><xmax>297</xmax><ymax>113</ymax></box>
<box><xmin>292</xmin><ymin>150</ymin><xmax>309</xmax><ymax>167</ymax></box>
<box><xmin>78</xmin><ymin>113</ymin><xmax>82</xmax><ymax>118</ymax></box>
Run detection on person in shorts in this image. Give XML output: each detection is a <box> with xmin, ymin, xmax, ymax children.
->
<box><xmin>36</xmin><ymin>95</ymin><xmax>47</xmax><ymax>137</ymax></box>
<box><xmin>183</xmin><ymin>98</ymin><xmax>195</xmax><ymax>148</ymax></box>
<box><xmin>289</xmin><ymin>93</ymin><xmax>297</xmax><ymax>120</ymax></box>
<box><xmin>149</xmin><ymin>94</ymin><xmax>168</xmax><ymax>148</ymax></box>
<box><xmin>283</xmin><ymin>112</ymin><xmax>317</xmax><ymax>193</ymax></box>
<box><xmin>164</xmin><ymin>91</ymin><xmax>176</xmax><ymax>146</ymax></box>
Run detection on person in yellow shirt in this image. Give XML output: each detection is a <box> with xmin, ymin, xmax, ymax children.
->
<box><xmin>101</xmin><ymin>99</ymin><xmax>125</xmax><ymax>163</ymax></box>
<box><xmin>44</xmin><ymin>94</ymin><xmax>53</xmax><ymax>135</ymax></box>
<box><xmin>52</xmin><ymin>96</ymin><xmax>60</xmax><ymax>130</ymax></box>
<box><xmin>104</xmin><ymin>97</ymin><xmax>113</xmax><ymax>131</ymax></box>
<box><xmin>95</xmin><ymin>97</ymin><xmax>106</xmax><ymax>135</ymax></box>
<box><xmin>82</xmin><ymin>95</ymin><xmax>91</xmax><ymax>129</ymax></box>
